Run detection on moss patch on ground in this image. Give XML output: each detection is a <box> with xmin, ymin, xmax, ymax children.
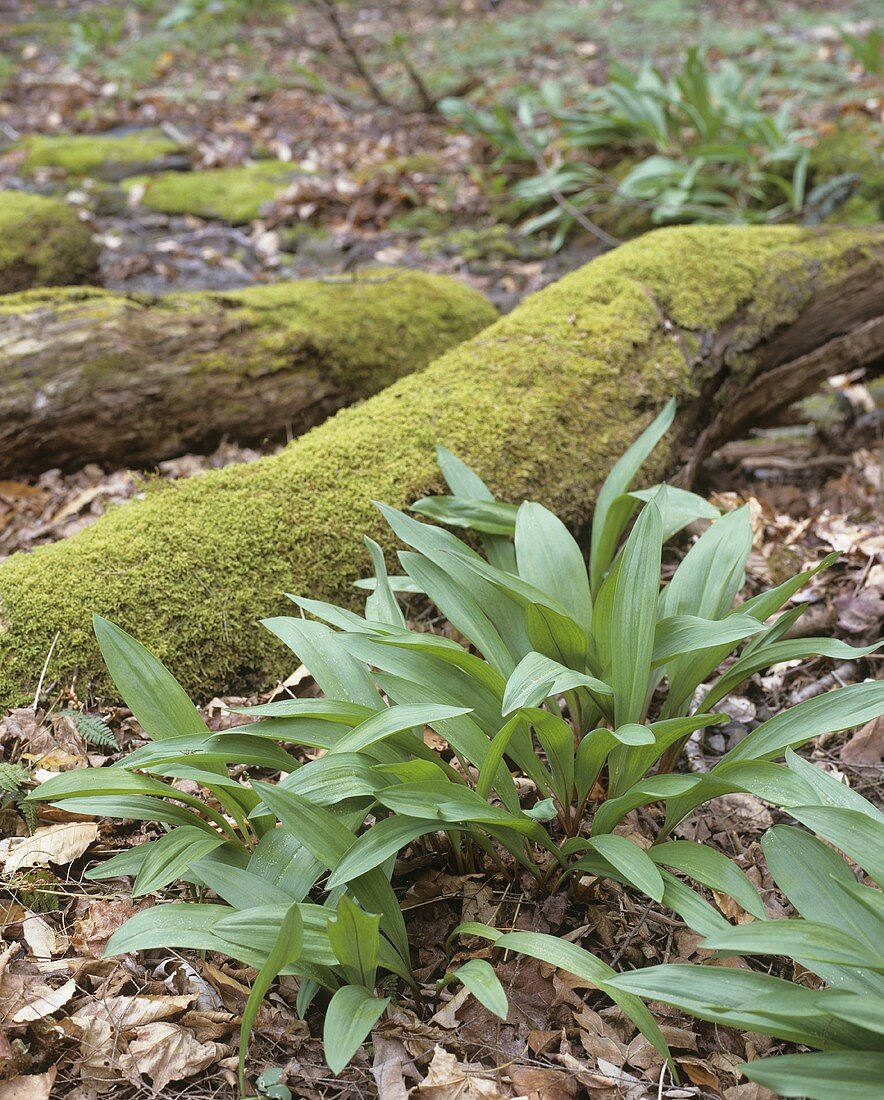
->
<box><xmin>17</xmin><ymin>130</ymin><xmax>186</xmax><ymax>180</ymax></box>
<box><xmin>126</xmin><ymin>160</ymin><xmax>311</xmax><ymax>223</ymax></box>
<box><xmin>0</xmin><ymin>226</ymin><xmax>879</xmax><ymax>707</ymax></box>
<box><xmin>0</xmin><ymin>192</ymin><xmax>100</xmax><ymax>293</ymax></box>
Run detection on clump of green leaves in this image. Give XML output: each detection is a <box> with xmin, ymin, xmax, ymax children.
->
<box><xmin>27</xmin><ymin>400</ymin><xmax>883</xmax><ymax>1082</ymax></box>
<box><xmin>610</xmin><ymin>750</ymin><xmax>884</xmax><ymax>1100</ymax></box>
<box><xmin>443</xmin><ymin>48</ymin><xmax>812</xmax><ymax>246</ymax></box>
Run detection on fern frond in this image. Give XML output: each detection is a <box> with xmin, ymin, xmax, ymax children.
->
<box><xmin>57</xmin><ymin>708</ymin><xmax>119</xmax><ymax>749</ymax></box>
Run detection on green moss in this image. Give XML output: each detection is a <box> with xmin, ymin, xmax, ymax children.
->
<box><xmin>0</xmin><ymin>192</ymin><xmax>100</xmax><ymax>293</ymax></box>
<box><xmin>126</xmin><ymin>161</ymin><xmax>310</xmax><ymax>223</ymax></box>
<box><xmin>17</xmin><ymin>130</ymin><xmax>185</xmax><ymax>180</ymax></box>
<box><xmin>0</xmin><ymin>226</ymin><xmax>879</xmax><ymax>707</ymax></box>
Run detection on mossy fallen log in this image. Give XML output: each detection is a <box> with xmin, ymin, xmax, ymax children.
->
<box><xmin>126</xmin><ymin>161</ymin><xmax>312</xmax><ymax>223</ymax></box>
<box><xmin>0</xmin><ymin>192</ymin><xmax>100</xmax><ymax>294</ymax></box>
<box><xmin>0</xmin><ymin>225</ymin><xmax>881</xmax><ymax>709</ymax></box>
<box><xmin>0</xmin><ymin>271</ymin><xmax>497</xmax><ymax>475</ymax></box>
<box><xmin>16</xmin><ymin>130</ymin><xmax>188</xmax><ymax>180</ymax></box>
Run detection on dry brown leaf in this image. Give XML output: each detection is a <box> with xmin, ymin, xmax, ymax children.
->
<box><xmin>371</xmin><ymin>1034</ymin><xmax>411</xmax><ymax>1100</ymax></box>
<box><xmin>70</xmin><ymin>897</ymin><xmax>145</xmax><ymax>957</ymax></box>
<box><xmin>118</xmin><ymin>1021</ymin><xmax>225</xmax><ymax>1091</ymax></box>
<box><xmin>840</xmin><ymin>715</ymin><xmax>884</xmax><ymax>766</ymax></box>
<box><xmin>5</xmin><ymin>822</ymin><xmax>98</xmax><ymax>872</ymax></box>
<box><xmin>507</xmin><ymin>1065</ymin><xmax>577</xmax><ymax>1100</ymax></box>
<box><xmin>0</xmin><ymin>1069</ymin><xmax>57</xmax><ymax>1100</ymax></box>
<box><xmin>11</xmin><ymin>977</ymin><xmax>77</xmax><ymax>1022</ymax></box>
<box><xmin>415</xmin><ymin>1046</ymin><xmax>510</xmax><ymax>1099</ymax></box>
<box><xmin>680</xmin><ymin>1057</ymin><xmax>720</xmax><ymax>1089</ymax></box>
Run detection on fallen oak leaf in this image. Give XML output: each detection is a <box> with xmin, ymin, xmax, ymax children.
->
<box><xmin>4</xmin><ymin>822</ymin><xmax>98</xmax><ymax>873</ymax></box>
<box><xmin>118</xmin><ymin>1021</ymin><xmax>225</xmax><ymax>1091</ymax></box>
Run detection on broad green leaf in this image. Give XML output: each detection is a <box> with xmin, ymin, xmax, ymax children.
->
<box><xmin>411</xmin><ymin>496</ymin><xmax>519</xmax><ymax>535</ymax></box>
<box><xmin>651</xmin><ymin>613</ymin><xmax>762</xmax><ymax>666</ymax></box>
<box><xmin>502</xmin><ymin>652</ymin><xmax>612</xmax><ymax>716</ymax></box>
<box><xmin>790</xmin><ymin>806</ymin><xmax>884</xmax><ymax>885</ymax></box>
<box><xmin>122</xmin><ymin>733</ymin><xmax>298</xmax><ymax>775</ymax></box>
<box><xmin>738</xmin><ymin>551</ymin><xmax>839</xmax><ymax>623</ymax></box>
<box><xmin>816</xmin><ymin>992</ymin><xmax>884</xmax><ymax>1037</ymax></box>
<box><xmin>327</xmin><ymin>895</ymin><xmax>380</xmax><ymax>988</ymax></box>
<box><xmin>611</xmin><ymin>712</ymin><xmax>727</xmax><ymax>794</ymax></box>
<box><xmin>702</xmin><ymin>919</ymin><xmax>884</xmax><ymax>971</ymax></box>
<box><xmin>323</xmin><ymin>986</ymin><xmax>390</xmax><ymax>1075</ymax></box>
<box><xmin>254</xmin><ymin>783</ymin><xmax>410</xmax><ymax>966</ymax></box>
<box><xmin>105</xmin><ymin>902</ymin><xmax>229</xmax><ymax>957</ymax></box>
<box><xmin>238</xmin><ymin>904</ymin><xmax>303</xmax><ymax>1096</ymax></box>
<box><xmin>261</xmin><ymin>617</ymin><xmax>382</xmax><ymax>708</ymax></box>
<box><xmin>278</xmin><ymin>753</ymin><xmax>389</xmax><ymax>806</ymax></box>
<box><xmin>584</xmin><ymin>834</ymin><xmax>664</xmax><ymax>901</ymax></box>
<box><xmin>609</xmin><ymin>965</ymin><xmax>851</xmax><ymax>1048</ymax></box>
<box><xmin>375</xmin><ymin>632</ymin><xmax>507</xmax><ymax>696</ymax></box>
<box><xmin>452</xmin><ymin>959</ymin><xmax>508</xmax><ymax>1020</ymax></box>
<box><xmin>721</xmin><ymin>681</ymin><xmax>884</xmax><ymax>764</ymax></box>
<box><xmin>434</xmin><ymin>445</ymin><xmax>517</xmax><ymax>572</ymax></box>
<box><xmin>741</xmin><ymin>1052</ymin><xmax>884</xmax><ymax>1099</ymax></box>
<box><xmin>589</xmin><ymin>397</ymin><xmax>675</xmax><ymax>592</ymax></box>
<box><xmin>376</xmin><ymin>781</ymin><xmax>541</xmax><ymax>836</ymax></box>
<box><xmin>228</xmin><ymin>699</ymin><xmax>374</xmax><ymax>723</ymax></box>
<box><xmin>328</xmin><ymin>817</ymin><xmax>441</xmax><ymax>888</ymax></box>
<box><xmin>609</xmin><ymin>498</ymin><xmax>662</xmax><ymax>726</ymax></box>
<box><xmin>330</xmin><ymin>703</ymin><xmax>471</xmax><ymax>755</ymax></box>
<box><xmin>574</xmin><ymin>724</ymin><xmax>654</xmax><ymax>801</ymax></box>
<box><xmin>515</xmin><ymin>501</ymin><xmax>593</xmax><ymax>628</ymax></box>
<box><xmin>364</xmin><ymin>537</ymin><xmax>407</xmax><ymax>628</ymax></box>
<box><xmin>702</xmin><ymin>637</ymin><xmax>882</xmax><ymax>710</ymax></box>
<box><xmin>662</xmin><ymin>506</ymin><xmax>752</xmax><ymax>620</ymax></box>
<box><xmin>525</xmin><ymin>602</ymin><xmax>589</xmax><ymax>669</ymax></box>
<box><xmin>629</xmin><ymin>484</ymin><xmax>719</xmax><ymax>540</ymax></box>
<box><xmin>784</xmin><ymin>749</ymin><xmax>884</xmax><ymax>821</ymax></box>
<box><xmin>133</xmin><ymin>826</ymin><xmax>227</xmax><ymax>897</ymax></box>
<box><xmin>592</xmin><ymin>774</ymin><xmax>702</xmax><ymax>835</ymax></box>
<box><xmin>649</xmin><ymin>840</ymin><xmax>765</xmax><ymax>918</ymax></box>
<box><xmin>192</xmin><ymin>861</ymin><xmax>300</xmax><ymax>908</ymax></box>
<box><xmin>52</xmin><ymin>795</ymin><xmax>211</xmax><ymax>832</ymax></box>
<box><xmin>399</xmin><ymin>551</ymin><xmax>515</xmax><ymax>675</ymax></box>
<box><xmin>93</xmin><ymin>615</ymin><xmax>208</xmax><ymax>741</ymax></box>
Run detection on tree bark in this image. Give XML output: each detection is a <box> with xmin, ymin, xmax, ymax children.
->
<box><xmin>0</xmin><ymin>226</ymin><xmax>881</xmax><ymax>709</ymax></box>
<box><xmin>0</xmin><ymin>273</ymin><xmax>497</xmax><ymax>476</ymax></box>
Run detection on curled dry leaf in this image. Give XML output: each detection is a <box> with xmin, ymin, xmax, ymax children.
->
<box><xmin>840</xmin><ymin>714</ymin><xmax>884</xmax><ymax>766</ymax></box>
<box><xmin>4</xmin><ymin>822</ymin><xmax>98</xmax><ymax>873</ymax></box>
<box><xmin>117</xmin><ymin>1021</ymin><xmax>226</xmax><ymax>1091</ymax></box>
<box><xmin>416</xmin><ymin>1046</ymin><xmax>510</xmax><ymax>1100</ymax></box>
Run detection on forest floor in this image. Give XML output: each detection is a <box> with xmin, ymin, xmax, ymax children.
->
<box><xmin>0</xmin><ymin>2</ymin><xmax>882</xmax><ymax>1098</ymax></box>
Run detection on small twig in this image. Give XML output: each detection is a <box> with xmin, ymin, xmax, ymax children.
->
<box><xmin>510</xmin><ymin>120</ymin><xmax>621</xmax><ymax>249</ymax></box>
<box><xmin>789</xmin><ymin>661</ymin><xmax>863</xmax><ymax>705</ymax></box>
<box><xmin>310</xmin><ymin>0</ymin><xmax>396</xmax><ymax>109</ymax></box>
<box><xmin>32</xmin><ymin>629</ymin><xmax>60</xmax><ymax>710</ymax></box>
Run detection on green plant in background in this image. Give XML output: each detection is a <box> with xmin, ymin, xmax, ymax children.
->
<box><xmin>26</xmin><ymin>401</ymin><xmax>884</xmax><ymax>1082</ymax></box>
<box><xmin>610</xmin><ymin>750</ymin><xmax>884</xmax><ymax>1100</ymax></box>
<box><xmin>443</xmin><ymin>48</ymin><xmax>812</xmax><ymax>246</ymax></box>
<box><xmin>841</xmin><ymin>25</ymin><xmax>883</xmax><ymax>75</ymax></box>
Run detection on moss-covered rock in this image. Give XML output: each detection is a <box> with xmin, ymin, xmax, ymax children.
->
<box><xmin>810</xmin><ymin>127</ymin><xmax>884</xmax><ymax>222</ymax></box>
<box><xmin>17</xmin><ymin>130</ymin><xmax>187</xmax><ymax>181</ymax></box>
<box><xmin>126</xmin><ymin>160</ymin><xmax>310</xmax><ymax>223</ymax></box>
<box><xmin>0</xmin><ymin>225</ymin><xmax>880</xmax><ymax>707</ymax></box>
<box><xmin>0</xmin><ymin>192</ymin><xmax>100</xmax><ymax>293</ymax></box>
<box><xmin>0</xmin><ymin>270</ymin><xmax>497</xmax><ymax>473</ymax></box>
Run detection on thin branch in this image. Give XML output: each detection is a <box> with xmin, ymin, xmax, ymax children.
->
<box><xmin>511</xmin><ymin>120</ymin><xmax>621</xmax><ymax>249</ymax></box>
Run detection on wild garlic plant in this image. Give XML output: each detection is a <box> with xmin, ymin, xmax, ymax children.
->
<box><xmin>27</xmin><ymin>399</ymin><xmax>884</xmax><ymax>1079</ymax></box>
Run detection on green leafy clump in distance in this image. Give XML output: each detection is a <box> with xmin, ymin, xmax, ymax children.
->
<box><xmin>443</xmin><ymin>48</ymin><xmax>814</xmax><ymax>246</ymax></box>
